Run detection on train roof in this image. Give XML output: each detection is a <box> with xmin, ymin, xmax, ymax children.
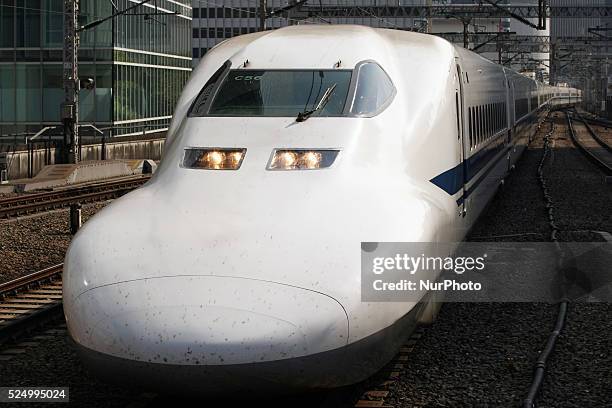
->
<box><xmin>194</xmin><ymin>24</ymin><xmax>454</xmax><ymax>72</ymax></box>
<box><xmin>186</xmin><ymin>25</ymin><xmax>579</xmax><ymax>109</ymax></box>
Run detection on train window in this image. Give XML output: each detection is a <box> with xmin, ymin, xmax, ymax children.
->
<box><xmin>474</xmin><ymin>106</ymin><xmax>481</xmax><ymax>146</ymax></box>
<box><xmin>504</xmin><ymin>102</ymin><xmax>507</xmax><ymax>127</ymax></box>
<box><xmin>496</xmin><ymin>103</ymin><xmax>499</xmax><ymax>132</ymax></box>
<box><xmin>469</xmin><ymin>107</ymin><xmax>473</xmax><ymax>147</ymax></box>
<box><xmin>494</xmin><ymin>103</ymin><xmax>497</xmax><ymax>133</ymax></box>
<box><xmin>486</xmin><ymin>105</ymin><xmax>489</xmax><ymax>138</ymax></box>
<box><xmin>487</xmin><ymin>104</ymin><xmax>491</xmax><ymax>138</ymax></box>
<box><xmin>204</xmin><ymin>69</ymin><xmax>353</xmax><ymax>117</ymax></box>
<box><xmin>484</xmin><ymin>105</ymin><xmax>488</xmax><ymax>139</ymax></box>
<box><xmin>349</xmin><ymin>62</ymin><xmax>396</xmax><ymax>117</ymax></box>
<box><xmin>483</xmin><ymin>105</ymin><xmax>487</xmax><ymax>140</ymax></box>
<box><xmin>494</xmin><ymin>104</ymin><xmax>497</xmax><ymax>133</ymax></box>
<box><xmin>474</xmin><ymin>107</ymin><xmax>477</xmax><ymax>146</ymax></box>
<box><xmin>482</xmin><ymin>105</ymin><xmax>485</xmax><ymax>142</ymax></box>
<box><xmin>486</xmin><ymin>105</ymin><xmax>489</xmax><ymax>137</ymax></box>
<box><xmin>189</xmin><ymin>61</ymin><xmax>232</xmax><ymax>116</ymax></box>
<box><xmin>479</xmin><ymin>106</ymin><xmax>483</xmax><ymax>144</ymax></box>
<box><xmin>491</xmin><ymin>103</ymin><xmax>497</xmax><ymax>136</ymax></box>
<box><xmin>474</xmin><ymin>107</ymin><xmax>477</xmax><ymax>145</ymax></box>
<box><xmin>489</xmin><ymin>104</ymin><xmax>493</xmax><ymax>136</ymax></box>
<box><xmin>488</xmin><ymin>104</ymin><xmax>492</xmax><ymax>137</ymax></box>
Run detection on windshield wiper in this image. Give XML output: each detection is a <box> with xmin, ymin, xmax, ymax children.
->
<box><xmin>296</xmin><ymin>83</ymin><xmax>337</xmax><ymax>122</ymax></box>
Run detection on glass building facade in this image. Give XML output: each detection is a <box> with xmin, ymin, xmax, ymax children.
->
<box><xmin>0</xmin><ymin>0</ymin><xmax>191</xmax><ymax>138</ymax></box>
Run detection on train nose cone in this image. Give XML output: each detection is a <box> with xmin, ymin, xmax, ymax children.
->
<box><xmin>65</xmin><ymin>276</ymin><xmax>348</xmax><ymax>366</ymax></box>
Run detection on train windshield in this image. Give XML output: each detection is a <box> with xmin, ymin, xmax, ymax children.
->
<box><xmin>204</xmin><ymin>70</ymin><xmax>353</xmax><ymax>117</ymax></box>
<box><xmin>189</xmin><ymin>62</ymin><xmax>396</xmax><ymax>118</ymax></box>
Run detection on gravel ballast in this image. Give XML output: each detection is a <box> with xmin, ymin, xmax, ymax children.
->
<box><xmin>0</xmin><ymin>202</ymin><xmax>109</xmax><ymax>284</ymax></box>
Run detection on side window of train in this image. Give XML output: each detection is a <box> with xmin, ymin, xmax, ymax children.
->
<box><xmin>488</xmin><ymin>104</ymin><xmax>492</xmax><ymax>137</ymax></box>
<box><xmin>469</xmin><ymin>107</ymin><xmax>473</xmax><ymax>148</ymax></box>
<box><xmin>478</xmin><ymin>106</ymin><xmax>482</xmax><ymax>144</ymax></box>
<box><xmin>493</xmin><ymin>104</ymin><xmax>496</xmax><ymax>133</ymax></box>
<box><xmin>189</xmin><ymin>61</ymin><xmax>231</xmax><ymax>116</ymax></box>
<box><xmin>504</xmin><ymin>102</ymin><xmax>507</xmax><ymax>127</ymax></box>
<box><xmin>494</xmin><ymin>103</ymin><xmax>498</xmax><ymax>133</ymax></box>
<box><xmin>484</xmin><ymin>105</ymin><xmax>487</xmax><ymax>140</ymax></box>
<box><xmin>479</xmin><ymin>106</ymin><xmax>483</xmax><ymax>144</ymax></box>
<box><xmin>486</xmin><ymin>105</ymin><xmax>489</xmax><ymax>139</ymax></box>
<box><xmin>474</xmin><ymin>106</ymin><xmax>482</xmax><ymax>146</ymax></box>
<box><xmin>496</xmin><ymin>103</ymin><xmax>500</xmax><ymax>132</ymax></box>
<box><xmin>349</xmin><ymin>61</ymin><xmax>396</xmax><ymax>117</ymax></box>
<box><xmin>487</xmin><ymin>104</ymin><xmax>491</xmax><ymax>139</ymax></box>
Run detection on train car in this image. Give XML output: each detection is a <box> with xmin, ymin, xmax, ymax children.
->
<box><xmin>62</xmin><ymin>25</ymin><xmax>581</xmax><ymax>395</ymax></box>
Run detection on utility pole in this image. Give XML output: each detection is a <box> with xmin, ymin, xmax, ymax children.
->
<box><xmin>62</xmin><ymin>0</ymin><xmax>80</xmax><ymax>164</ymax></box>
<box><xmin>260</xmin><ymin>0</ymin><xmax>267</xmax><ymax>31</ymax></box>
<box><xmin>60</xmin><ymin>0</ymin><xmax>162</xmax><ymax>165</ymax></box>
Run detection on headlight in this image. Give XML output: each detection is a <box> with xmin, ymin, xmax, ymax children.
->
<box><xmin>183</xmin><ymin>148</ymin><xmax>246</xmax><ymax>170</ymax></box>
<box><xmin>267</xmin><ymin>149</ymin><xmax>340</xmax><ymax>171</ymax></box>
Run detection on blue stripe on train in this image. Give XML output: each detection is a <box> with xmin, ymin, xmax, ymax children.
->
<box><xmin>430</xmin><ymin>135</ymin><xmax>508</xmax><ymax>201</ymax></box>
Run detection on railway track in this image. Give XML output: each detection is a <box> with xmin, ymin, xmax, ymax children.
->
<box><xmin>565</xmin><ymin>110</ymin><xmax>612</xmax><ymax>176</ymax></box>
<box><xmin>0</xmin><ymin>264</ymin><xmax>64</xmax><ymax>345</ymax></box>
<box><xmin>0</xmin><ymin>176</ymin><xmax>150</xmax><ymax>220</ymax></box>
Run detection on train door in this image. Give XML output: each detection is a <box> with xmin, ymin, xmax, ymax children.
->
<box><xmin>455</xmin><ymin>64</ymin><xmax>467</xmax><ymax>218</ymax></box>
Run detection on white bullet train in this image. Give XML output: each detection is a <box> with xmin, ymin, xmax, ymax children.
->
<box><xmin>63</xmin><ymin>25</ymin><xmax>581</xmax><ymax>394</ymax></box>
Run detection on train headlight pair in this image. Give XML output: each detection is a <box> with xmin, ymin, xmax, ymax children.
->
<box><xmin>183</xmin><ymin>148</ymin><xmax>339</xmax><ymax>171</ymax></box>
<box><xmin>268</xmin><ymin>149</ymin><xmax>339</xmax><ymax>170</ymax></box>
<box><xmin>183</xmin><ymin>148</ymin><xmax>246</xmax><ymax>170</ymax></box>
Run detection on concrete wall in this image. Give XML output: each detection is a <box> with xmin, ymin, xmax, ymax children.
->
<box><xmin>4</xmin><ymin>138</ymin><xmax>165</xmax><ymax>180</ymax></box>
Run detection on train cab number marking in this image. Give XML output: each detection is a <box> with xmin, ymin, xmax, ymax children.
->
<box><xmin>233</xmin><ymin>75</ymin><xmax>262</xmax><ymax>81</ymax></box>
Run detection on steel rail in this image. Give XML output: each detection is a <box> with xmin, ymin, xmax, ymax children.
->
<box><xmin>566</xmin><ymin>112</ymin><xmax>612</xmax><ymax>176</ymax></box>
<box><xmin>0</xmin><ymin>264</ymin><xmax>64</xmax><ymax>345</ymax></box>
<box><xmin>0</xmin><ymin>176</ymin><xmax>149</xmax><ymax>219</ymax></box>
<box><xmin>574</xmin><ymin>113</ymin><xmax>612</xmax><ymax>155</ymax></box>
